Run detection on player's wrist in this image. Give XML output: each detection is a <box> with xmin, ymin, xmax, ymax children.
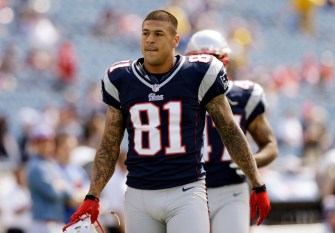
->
<box><xmin>84</xmin><ymin>194</ymin><xmax>100</xmax><ymax>201</ymax></box>
<box><xmin>252</xmin><ymin>184</ymin><xmax>267</xmax><ymax>193</ymax></box>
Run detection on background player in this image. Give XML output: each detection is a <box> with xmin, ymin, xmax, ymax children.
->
<box><xmin>185</xmin><ymin>29</ymin><xmax>278</xmax><ymax>233</ymax></box>
<box><xmin>64</xmin><ymin>10</ymin><xmax>271</xmax><ymax>233</ymax></box>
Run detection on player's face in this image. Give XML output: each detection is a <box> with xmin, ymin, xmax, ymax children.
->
<box><xmin>141</xmin><ymin>20</ymin><xmax>180</xmax><ymax>73</ymax></box>
<box><xmin>213</xmin><ymin>51</ymin><xmax>230</xmax><ymax>69</ymax></box>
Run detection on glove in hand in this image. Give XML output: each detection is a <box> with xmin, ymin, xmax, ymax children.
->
<box><xmin>250</xmin><ymin>189</ymin><xmax>271</xmax><ymax>225</ymax></box>
<box><xmin>70</xmin><ymin>196</ymin><xmax>100</xmax><ymax>224</ymax></box>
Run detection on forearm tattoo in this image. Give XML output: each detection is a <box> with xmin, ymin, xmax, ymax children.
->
<box><xmin>205</xmin><ymin>95</ymin><xmax>262</xmax><ymax>187</ymax></box>
<box><xmin>89</xmin><ymin>106</ymin><xmax>125</xmax><ymax>197</ymax></box>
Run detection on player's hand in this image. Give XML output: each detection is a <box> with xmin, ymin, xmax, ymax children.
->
<box><xmin>250</xmin><ymin>185</ymin><xmax>271</xmax><ymax>226</ymax></box>
<box><xmin>70</xmin><ymin>195</ymin><xmax>100</xmax><ymax>224</ymax></box>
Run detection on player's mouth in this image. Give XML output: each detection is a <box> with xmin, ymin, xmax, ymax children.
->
<box><xmin>146</xmin><ymin>47</ymin><xmax>158</xmax><ymax>52</ymax></box>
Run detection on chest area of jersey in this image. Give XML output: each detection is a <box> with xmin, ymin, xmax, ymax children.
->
<box><xmin>119</xmin><ymin>71</ymin><xmax>201</xmax><ymax>112</ymax></box>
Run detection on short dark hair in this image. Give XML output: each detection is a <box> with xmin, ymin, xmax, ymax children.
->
<box><xmin>143</xmin><ymin>10</ymin><xmax>178</xmax><ymax>34</ymax></box>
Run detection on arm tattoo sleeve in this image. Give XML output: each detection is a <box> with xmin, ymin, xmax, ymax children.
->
<box><xmin>205</xmin><ymin>94</ymin><xmax>263</xmax><ymax>187</ymax></box>
<box><xmin>88</xmin><ymin>106</ymin><xmax>125</xmax><ymax>197</ymax></box>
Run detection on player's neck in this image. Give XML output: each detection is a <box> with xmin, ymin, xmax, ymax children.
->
<box><xmin>144</xmin><ymin>56</ymin><xmax>176</xmax><ymax>74</ymax></box>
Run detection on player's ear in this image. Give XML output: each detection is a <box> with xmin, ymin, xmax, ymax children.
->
<box><xmin>173</xmin><ymin>34</ymin><xmax>180</xmax><ymax>48</ymax></box>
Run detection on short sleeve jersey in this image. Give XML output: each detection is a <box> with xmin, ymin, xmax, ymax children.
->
<box><xmin>203</xmin><ymin>80</ymin><xmax>267</xmax><ymax>187</ymax></box>
<box><xmin>101</xmin><ymin>55</ymin><xmax>228</xmax><ymax>190</ymax></box>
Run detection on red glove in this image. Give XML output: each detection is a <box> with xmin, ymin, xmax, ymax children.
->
<box><xmin>70</xmin><ymin>195</ymin><xmax>100</xmax><ymax>224</ymax></box>
<box><xmin>250</xmin><ymin>184</ymin><xmax>271</xmax><ymax>226</ymax></box>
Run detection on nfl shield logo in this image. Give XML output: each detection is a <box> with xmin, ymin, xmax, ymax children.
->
<box><xmin>152</xmin><ymin>84</ymin><xmax>160</xmax><ymax>92</ymax></box>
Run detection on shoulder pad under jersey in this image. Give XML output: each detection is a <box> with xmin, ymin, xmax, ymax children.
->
<box><xmin>103</xmin><ymin>60</ymin><xmax>132</xmax><ymax>82</ymax></box>
<box><xmin>186</xmin><ymin>54</ymin><xmax>224</xmax><ymax>75</ymax></box>
<box><xmin>232</xmin><ymin>80</ymin><xmax>267</xmax><ymax>110</ymax></box>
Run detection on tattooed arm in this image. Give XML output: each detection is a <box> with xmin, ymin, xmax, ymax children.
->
<box><xmin>248</xmin><ymin>113</ymin><xmax>278</xmax><ymax>168</ymax></box>
<box><xmin>205</xmin><ymin>94</ymin><xmax>264</xmax><ymax>188</ymax></box>
<box><xmin>88</xmin><ymin>106</ymin><xmax>125</xmax><ymax>197</ymax></box>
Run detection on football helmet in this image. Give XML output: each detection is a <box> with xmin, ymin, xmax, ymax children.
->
<box><xmin>185</xmin><ymin>29</ymin><xmax>231</xmax><ymax>57</ymax></box>
<box><xmin>63</xmin><ymin>214</ymin><xmax>105</xmax><ymax>233</ymax></box>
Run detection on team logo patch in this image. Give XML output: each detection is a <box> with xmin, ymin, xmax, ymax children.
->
<box><xmin>148</xmin><ymin>93</ymin><xmax>164</xmax><ymax>101</ymax></box>
<box><xmin>152</xmin><ymin>84</ymin><xmax>160</xmax><ymax>92</ymax></box>
<box><xmin>220</xmin><ymin>74</ymin><xmax>229</xmax><ymax>91</ymax></box>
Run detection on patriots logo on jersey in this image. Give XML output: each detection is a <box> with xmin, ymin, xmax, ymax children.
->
<box><xmin>148</xmin><ymin>93</ymin><xmax>164</xmax><ymax>101</ymax></box>
<box><xmin>220</xmin><ymin>73</ymin><xmax>229</xmax><ymax>90</ymax></box>
<box><xmin>152</xmin><ymin>84</ymin><xmax>160</xmax><ymax>92</ymax></box>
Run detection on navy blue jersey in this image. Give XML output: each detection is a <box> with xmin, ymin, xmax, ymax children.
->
<box><xmin>203</xmin><ymin>80</ymin><xmax>266</xmax><ymax>187</ymax></box>
<box><xmin>101</xmin><ymin>55</ymin><xmax>228</xmax><ymax>190</ymax></box>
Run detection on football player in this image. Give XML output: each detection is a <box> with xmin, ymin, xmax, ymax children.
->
<box><xmin>64</xmin><ymin>11</ymin><xmax>270</xmax><ymax>233</ymax></box>
<box><xmin>185</xmin><ymin>29</ymin><xmax>278</xmax><ymax>233</ymax></box>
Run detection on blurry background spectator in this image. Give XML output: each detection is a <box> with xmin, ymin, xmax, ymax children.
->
<box><xmin>82</xmin><ymin>112</ymin><xmax>106</xmax><ymax>148</ymax></box>
<box><xmin>93</xmin><ymin>7</ymin><xmax>120</xmax><ymax>39</ymax></box>
<box><xmin>54</xmin><ymin>133</ymin><xmax>89</xmax><ymax>224</ymax></box>
<box><xmin>276</xmin><ymin>108</ymin><xmax>304</xmax><ymax>157</ymax></box>
<box><xmin>56</xmin><ymin>104</ymin><xmax>83</xmax><ymax>138</ymax></box>
<box><xmin>322</xmin><ymin>195</ymin><xmax>335</xmax><ymax>233</ymax></box>
<box><xmin>301</xmin><ymin>103</ymin><xmax>332</xmax><ymax>167</ymax></box>
<box><xmin>0</xmin><ymin>164</ymin><xmax>31</xmax><ymax>233</ymax></box>
<box><xmin>17</xmin><ymin>107</ymin><xmax>42</xmax><ymax>164</ymax></box>
<box><xmin>316</xmin><ymin>149</ymin><xmax>335</xmax><ymax>198</ymax></box>
<box><xmin>0</xmin><ymin>43</ymin><xmax>19</xmax><ymax>92</ymax></box>
<box><xmin>26</xmin><ymin>124</ymin><xmax>72</xmax><ymax>233</ymax></box>
<box><xmin>54</xmin><ymin>40</ymin><xmax>78</xmax><ymax>91</ymax></box>
<box><xmin>290</xmin><ymin>0</ymin><xmax>325</xmax><ymax>36</ymax></box>
<box><xmin>0</xmin><ymin>115</ymin><xmax>20</xmax><ymax>169</ymax></box>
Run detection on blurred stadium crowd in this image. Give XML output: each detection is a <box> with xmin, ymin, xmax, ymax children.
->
<box><xmin>0</xmin><ymin>0</ymin><xmax>335</xmax><ymax>232</ymax></box>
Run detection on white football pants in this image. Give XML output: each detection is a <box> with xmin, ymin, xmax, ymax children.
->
<box><xmin>208</xmin><ymin>182</ymin><xmax>250</xmax><ymax>233</ymax></box>
<box><xmin>124</xmin><ymin>180</ymin><xmax>210</xmax><ymax>233</ymax></box>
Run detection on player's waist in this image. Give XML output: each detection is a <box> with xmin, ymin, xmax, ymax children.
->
<box><xmin>126</xmin><ymin>171</ymin><xmax>206</xmax><ymax>190</ymax></box>
<box><xmin>205</xmin><ymin>164</ymin><xmax>246</xmax><ymax>188</ymax></box>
